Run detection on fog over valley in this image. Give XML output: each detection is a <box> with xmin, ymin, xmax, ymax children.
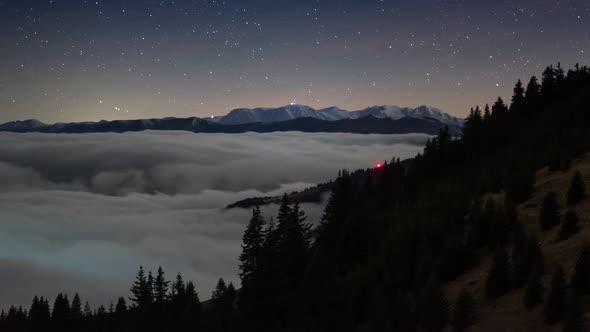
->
<box><xmin>0</xmin><ymin>131</ymin><xmax>428</xmax><ymax>308</ymax></box>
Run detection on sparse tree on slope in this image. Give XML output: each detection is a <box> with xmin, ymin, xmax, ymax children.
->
<box><xmin>419</xmin><ymin>280</ymin><xmax>449</xmax><ymax>332</ymax></box>
<box><xmin>567</xmin><ymin>171</ymin><xmax>586</xmax><ymax>206</ymax></box>
<box><xmin>560</xmin><ymin>210</ymin><xmax>580</xmax><ymax>239</ymax></box>
<box><xmin>572</xmin><ymin>244</ymin><xmax>590</xmax><ymax>295</ymax></box>
<box><xmin>452</xmin><ymin>290</ymin><xmax>477</xmax><ymax>332</ymax></box>
<box><xmin>486</xmin><ymin>248</ymin><xmax>512</xmax><ymax>298</ymax></box>
<box><xmin>544</xmin><ymin>266</ymin><xmax>567</xmax><ymax>325</ymax></box>
<box><xmin>540</xmin><ymin>192</ymin><xmax>561</xmax><ymax>230</ymax></box>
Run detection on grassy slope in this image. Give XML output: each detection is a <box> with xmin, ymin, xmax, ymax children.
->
<box><xmin>445</xmin><ymin>153</ymin><xmax>590</xmax><ymax>331</ymax></box>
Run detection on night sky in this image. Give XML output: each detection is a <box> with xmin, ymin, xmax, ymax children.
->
<box><xmin>1</xmin><ymin>0</ymin><xmax>588</xmax><ymax>123</ymax></box>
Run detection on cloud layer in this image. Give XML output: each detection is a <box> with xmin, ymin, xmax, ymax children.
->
<box><xmin>0</xmin><ymin>131</ymin><xmax>428</xmax><ymax>308</ymax></box>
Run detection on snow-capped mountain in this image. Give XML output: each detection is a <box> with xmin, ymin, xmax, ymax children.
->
<box><xmin>210</xmin><ymin>104</ymin><xmax>351</xmax><ymax>125</ymax></box>
<box><xmin>0</xmin><ymin>104</ymin><xmax>463</xmax><ymax>135</ymax></box>
<box><xmin>210</xmin><ymin>104</ymin><xmax>463</xmax><ymax>127</ymax></box>
<box><xmin>0</xmin><ymin>119</ymin><xmax>47</xmax><ymax>131</ymax></box>
<box><xmin>351</xmin><ymin>105</ymin><xmax>464</xmax><ymax>127</ymax></box>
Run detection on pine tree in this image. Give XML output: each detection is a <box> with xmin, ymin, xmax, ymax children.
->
<box><xmin>317</xmin><ymin>172</ymin><xmax>352</xmax><ymax>251</ymax></box>
<box><xmin>483</xmin><ymin>104</ymin><xmax>491</xmax><ymax>122</ymax></box>
<box><xmin>171</xmin><ymin>273</ymin><xmax>186</xmax><ymax>300</ymax></box>
<box><xmin>540</xmin><ymin>192</ymin><xmax>561</xmax><ymax>230</ymax></box>
<box><xmin>418</xmin><ymin>280</ymin><xmax>449</xmax><ymax>332</ymax></box>
<box><xmin>486</xmin><ymin>248</ymin><xmax>512</xmax><ymax>298</ymax></box>
<box><xmin>226</xmin><ymin>282</ymin><xmax>237</xmax><ymax>304</ymax></box>
<box><xmin>522</xmin><ymin>240</ymin><xmax>545</xmax><ymax>310</ymax></box>
<box><xmin>147</xmin><ymin>270</ymin><xmax>155</xmax><ymax>302</ymax></box>
<box><xmin>29</xmin><ymin>295</ymin><xmax>50</xmax><ymax>329</ymax></box>
<box><xmin>525</xmin><ymin>75</ymin><xmax>541</xmax><ymax>107</ymax></box>
<box><xmin>523</xmin><ymin>271</ymin><xmax>544</xmax><ymax>310</ymax></box>
<box><xmin>71</xmin><ymin>293</ymin><xmax>83</xmax><ymax>320</ymax></box>
<box><xmin>184</xmin><ymin>281</ymin><xmax>202</xmax><ymax>328</ymax></box>
<box><xmin>563</xmin><ymin>296</ymin><xmax>588</xmax><ymax>332</ymax></box>
<box><xmin>153</xmin><ymin>266</ymin><xmax>169</xmax><ymax>303</ymax></box>
<box><xmin>211</xmin><ymin>278</ymin><xmax>228</xmax><ymax>301</ymax></box>
<box><xmin>276</xmin><ymin>193</ymin><xmax>293</xmax><ymax>228</ymax></box>
<box><xmin>567</xmin><ymin>171</ymin><xmax>586</xmax><ymax>206</ymax></box>
<box><xmin>130</xmin><ymin>266</ymin><xmax>152</xmax><ymax>308</ymax></box>
<box><xmin>491</xmin><ymin>97</ymin><xmax>508</xmax><ymax>119</ymax></box>
<box><xmin>83</xmin><ymin>302</ymin><xmax>92</xmax><ymax>318</ymax></box>
<box><xmin>108</xmin><ymin>301</ymin><xmax>115</xmax><ymax>314</ymax></box>
<box><xmin>541</xmin><ymin>65</ymin><xmax>557</xmax><ymax>96</ymax></box>
<box><xmin>115</xmin><ymin>297</ymin><xmax>127</xmax><ymax>314</ymax></box>
<box><xmin>259</xmin><ymin>216</ymin><xmax>279</xmax><ymax>277</ymax></box>
<box><xmin>275</xmin><ymin>197</ymin><xmax>311</xmax><ymax>282</ymax></box>
<box><xmin>239</xmin><ymin>206</ymin><xmax>266</xmax><ymax>285</ymax></box>
<box><xmin>511</xmin><ymin>79</ymin><xmax>526</xmax><ymax>112</ymax></box>
<box><xmin>52</xmin><ymin>293</ymin><xmax>71</xmax><ymax>328</ymax></box>
<box><xmin>544</xmin><ymin>266</ymin><xmax>567</xmax><ymax>324</ymax></box>
<box><xmin>452</xmin><ymin>290</ymin><xmax>477</xmax><ymax>332</ymax></box>
<box><xmin>185</xmin><ymin>281</ymin><xmax>201</xmax><ymax>309</ymax></box>
<box><xmin>571</xmin><ymin>244</ymin><xmax>590</xmax><ymax>294</ymax></box>
<box><xmin>560</xmin><ymin>210</ymin><xmax>580</xmax><ymax>239</ymax></box>
<box><xmin>514</xmin><ymin>235</ymin><xmax>545</xmax><ymax>289</ymax></box>
<box><xmin>556</xmin><ymin>62</ymin><xmax>566</xmax><ymax>84</ymax></box>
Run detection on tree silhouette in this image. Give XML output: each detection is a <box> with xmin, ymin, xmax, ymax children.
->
<box><xmin>541</xmin><ymin>65</ymin><xmax>556</xmax><ymax>96</ymax></box>
<box><xmin>486</xmin><ymin>248</ymin><xmax>512</xmax><ymax>298</ymax></box>
<box><xmin>239</xmin><ymin>205</ymin><xmax>266</xmax><ymax>285</ymax></box>
<box><xmin>171</xmin><ymin>273</ymin><xmax>186</xmax><ymax>301</ymax></box>
<box><xmin>510</xmin><ymin>79</ymin><xmax>526</xmax><ymax>112</ymax></box>
<box><xmin>52</xmin><ymin>293</ymin><xmax>71</xmax><ymax>330</ymax></box>
<box><xmin>525</xmin><ymin>75</ymin><xmax>541</xmax><ymax>109</ymax></box>
<box><xmin>563</xmin><ymin>296</ymin><xmax>588</xmax><ymax>332</ymax></box>
<box><xmin>560</xmin><ymin>210</ymin><xmax>580</xmax><ymax>239</ymax></box>
<box><xmin>83</xmin><ymin>302</ymin><xmax>92</xmax><ymax>319</ymax></box>
<box><xmin>153</xmin><ymin>266</ymin><xmax>169</xmax><ymax>303</ymax></box>
<box><xmin>567</xmin><ymin>171</ymin><xmax>586</xmax><ymax>206</ymax></box>
<box><xmin>452</xmin><ymin>290</ymin><xmax>477</xmax><ymax>332</ymax></box>
<box><xmin>539</xmin><ymin>192</ymin><xmax>561</xmax><ymax>230</ymax></box>
<box><xmin>130</xmin><ymin>266</ymin><xmax>152</xmax><ymax>308</ymax></box>
<box><xmin>523</xmin><ymin>271</ymin><xmax>544</xmax><ymax>310</ymax></box>
<box><xmin>276</xmin><ymin>196</ymin><xmax>311</xmax><ymax>283</ymax></box>
<box><xmin>418</xmin><ymin>280</ymin><xmax>449</xmax><ymax>332</ymax></box>
<box><xmin>70</xmin><ymin>293</ymin><xmax>82</xmax><ymax>320</ymax></box>
<box><xmin>29</xmin><ymin>295</ymin><xmax>50</xmax><ymax>330</ymax></box>
<box><xmin>513</xmin><ymin>235</ymin><xmax>544</xmax><ymax>288</ymax></box>
<box><xmin>571</xmin><ymin>244</ymin><xmax>590</xmax><ymax>295</ymax></box>
<box><xmin>115</xmin><ymin>297</ymin><xmax>127</xmax><ymax>314</ymax></box>
<box><xmin>544</xmin><ymin>266</ymin><xmax>567</xmax><ymax>324</ymax></box>
<box><xmin>211</xmin><ymin>278</ymin><xmax>228</xmax><ymax>301</ymax></box>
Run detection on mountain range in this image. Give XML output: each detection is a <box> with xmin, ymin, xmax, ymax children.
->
<box><xmin>0</xmin><ymin>104</ymin><xmax>463</xmax><ymax>135</ymax></box>
<box><xmin>209</xmin><ymin>104</ymin><xmax>464</xmax><ymax>127</ymax></box>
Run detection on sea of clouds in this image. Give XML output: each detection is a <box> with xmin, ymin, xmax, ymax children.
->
<box><xmin>0</xmin><ymin>131</ymin><xmax>428</xmax><ymax>308</ymax></box>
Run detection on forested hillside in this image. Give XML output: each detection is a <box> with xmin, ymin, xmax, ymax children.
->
<box><xmin>1</xmin><ymin>63</ymin><xmax>590</xmax><ymax>331</ymax></box>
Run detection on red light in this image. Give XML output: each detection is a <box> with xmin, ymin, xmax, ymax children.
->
<box><xmin>376</xmin><ymin>163</ymin><xmax>382</xmax><ymax>168</ymax></box>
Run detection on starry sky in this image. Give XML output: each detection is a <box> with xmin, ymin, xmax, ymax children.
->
<box><xmin>0</xmin><ymin>0</ymin><xmax>588</xmax><ymax>123</ymax></box>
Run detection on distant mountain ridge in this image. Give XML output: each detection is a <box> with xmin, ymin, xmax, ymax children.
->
<box><xmin>210</xmin><ymin>104</ymin><xmax>464</xmax><ymax>127</ymax></box>
<box><xmin>0</xmin><ymin>104</ymin><xmax>463</xmax><ymax>135</ymax></box>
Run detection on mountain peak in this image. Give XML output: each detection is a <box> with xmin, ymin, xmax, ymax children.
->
<box><xmin>212</xmin><ymin>104</ymin><xmax>463</xmax><ymax>127</ymax></box>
